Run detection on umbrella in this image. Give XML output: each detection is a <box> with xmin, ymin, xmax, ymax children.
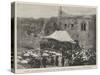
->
<box><xmin>21</xmin><ymin>60</ymin><xmax>28</xmax><ymax>64</ymax></box>
<box><xmin>27</xmin><ymin>51</ymin><xmax>32</xmax><ymax>54</ymax></box>
<box><xmin>42</xmin><ymin>53</ymin><xmax>49</xmax><ymax>56</ymax></box>
<box><xmin>49</xmin><ymin>51</ymin><xmax>56</xmax><ymax>54</ymax></box>
<box><xmin>17</xmin><ymin>56</ymin><xmax>22</xmax><ymax>59</ymax></box>
<box><xmin>55</xmin><ymin>53</ymin><xmax>62</xmax><ymax>56</ymax></box>
<box><xmin>31</xmin><ymin>53</ymin><xmax>39</xmax><ymax>57</ymax></box>
<box><xmin>45</xmin><ymin>50</ymin><xmax>49</xmax><ymax>53</ymax></box>
<box><xmin>36</xmin><ymin>48</ymin><xmax>41</xmax><ymax>51</ymax></box>
<box><xmin>23</xmin><ymin>53</ymin><xmax>30</xmax><ymax>56</ymax></box>
<box><xmin>26</xmin><ymin>58</ymin><xmax>30</xmax><ymax>62</ymax></box>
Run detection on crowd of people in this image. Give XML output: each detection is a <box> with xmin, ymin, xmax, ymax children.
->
<box><xmin>17</xmin><ymin>46</ymin><xmax>96</xmax><ymax>69</ymax></box>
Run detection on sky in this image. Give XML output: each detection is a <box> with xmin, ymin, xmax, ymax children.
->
<box><xmin>16</xmin><ymin>2</ymin><xmax>96</xmax><ymax>18</ymax></box>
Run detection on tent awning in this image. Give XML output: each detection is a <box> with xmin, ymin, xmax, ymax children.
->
<box><xmin>43</xmin><ymin>30</ymin><xmax>74</xmax><ymax>43</ymax></box>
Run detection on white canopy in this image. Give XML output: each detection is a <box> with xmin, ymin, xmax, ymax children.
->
<box><xmin>44</xmin><ymin>31</ymin><xmax>74</xmax><ymax>42</ymax></box>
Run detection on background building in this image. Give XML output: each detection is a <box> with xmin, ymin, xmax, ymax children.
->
<box><xmin>44</xmin><ymin>7</ymin><xmax>96</xmax><ymax>49</ymax></box>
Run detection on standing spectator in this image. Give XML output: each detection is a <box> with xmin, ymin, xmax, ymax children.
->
<box><xmin>58</xmin><ymin>56</ymin><xmax>62</xmax><ymax>66</ymax></box>
<box><xmin>51</xmin><ymin>57</ymin><xmax>55</xmax><ymax>66</ymax></box>
<box><xmin>42</xmin><ymin>56</ymin><xmax>47</xmax><ymax>68</ymax></box>
<box><xmin>62</xmin><ymin>56</ymin><xmax>65</xmax><ymax>66</ymax></box>
<box><xmin>35</xmin><ymin>58</ymin><xmax>41</xmax><ymax>68</ymax></box>
<box><xmin>55</xmin><ymin>56</ymin><xmax>59</xmax><ymax>66</ymax></box>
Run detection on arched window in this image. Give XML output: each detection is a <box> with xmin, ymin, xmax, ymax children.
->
<box><xmin>71</xmin><ymin>24</ymin><xmax>74</xmax><ymax>29</ymax></box>
<box><xmin>53</xmin><ymin>22</ymin><xmax>57</xmax><ymax>30</ymax></box>
<box><xmin>65</xmin><ymin>24</ymin><xmax>67</xmax><ymax>27</ymax></box>
<box><xmin>81</xmin><ymin>22</ymin><xmax>86</xmax><ymax>31</ymax></box>
<box><xmin>71</xmin><ymin>24</ymin><xmax>74</xmax><ymax>27</ymax></box>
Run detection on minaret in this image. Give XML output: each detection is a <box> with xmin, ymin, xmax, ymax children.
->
<box><xmin>58</xmin><ymin>6</ymin><xmax>62</xmax><ymax>18</ymax></box>
<box><xmin>58</xmin><ymin>6</ymin><xmax>63</xmax><ymax>30</ymax></box>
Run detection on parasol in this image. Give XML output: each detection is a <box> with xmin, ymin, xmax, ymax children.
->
<box><xmin>17</xmin><ymin>56</ymin><xmax>22</xmax><ymax>59</ymax></box>
<box><xmin>42</xmin><ymin>53</ymin><xmax>49</xmax><ymax>56</ymax></box>
<box><xmin>23</xmin><ymin>53</ymin><xmax>30</xmax><ymax>56</ymax></box>
<box><xmin>21</xmin><ymin>60</ymin><xmax>28</xmax><ymax>64</ymax></box>
<box><xmin>31</xmin><ymin>53</ymin><xmax>39</xmax><ymax>57</ymax></box>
